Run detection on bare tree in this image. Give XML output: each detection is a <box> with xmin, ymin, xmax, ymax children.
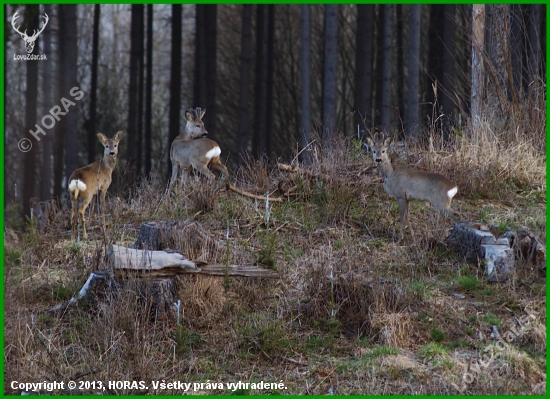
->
<box><xmin>380</xmin><ymin>4</ymin><xmax>393</xmax><ymax>132</ymax></box>
<box><xmin>87</xmin><ymin>4</ymin><xmax>100</xmax><ymax>164</ymax></box>
<box><xmin>194</xmin><ymin>5</ymin><xmax>218</xmax><ymax>138</ymax></box>
<box><xmin>127</xmin><ymin>4</ymin><xmax>144</xmax><ymax>184</ymax></box>
<box><xmin>144</xmin><ymin>4</ymin><xmax>153</xmax><ymax>177</ymax></box>
<box><xmin>322</xmin><ymin>4</ymin><xmax>338</xmax><ymax>139</ymax></box>
<box><xmin>236</xmin><ymin>5</ymin><xmax>252</xmax><ymax>159</ymax></box>
<box><xmin>300</xmin><ymin>4</ymin><xmax>311</xmax><ymax>164</ymax></box>
<box><xmin>168</xmin><ymin>4</ymin><xmax>182</xmax><ymax>178</ymax></box>
<box><xmin>40</xmin><ymin>4</ymin><xmax>53</xmax><ymax>200</ymax></box>
<box><xmin>22</xmin><ymin>5</ymin><xmax>40</xmax><ymax>218</ymax></box>
<box><xmin>58</xmin><ymin>4</ymin><xmax>79</xmax><ymax>193</ymax></box>
<box><xmin>406</xmin><ymin>5</ymin><xmax>420</xmax><ymax>139</ymax></box>
<box><xmin>471</xmin><ymin>4</ymin><xmax>485</xmax><ymax>133</ymax></box>
<box><xmin>354</xmin><ymin>4</ymin><xmax>374</xmax><ymax>135</ymax></box>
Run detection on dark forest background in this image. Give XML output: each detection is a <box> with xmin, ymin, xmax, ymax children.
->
<box><xmin>4</xmin><ymin>4</ymin><xmax>546</xmax><ymax>219</ymax></box>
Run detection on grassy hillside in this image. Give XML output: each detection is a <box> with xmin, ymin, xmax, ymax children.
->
<box><xmin>4</xmin><ymin>129</ymin><xmax>546</xmax><ymax>395</ymax></box>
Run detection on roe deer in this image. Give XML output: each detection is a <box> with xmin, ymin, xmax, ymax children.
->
<box><xmin>68</xmin><ymin>131</ymin><xmax>122</xmax><ymax>240</ymax></box>
<box><xmin>366</xmin><ymin>132</ymin><xmax>458</xmax><ymax>241</ymax></box>
<box><xmin>168</xmin><ymin>107</ymin><xmax>228</xmax><ymax>192</ymax></box>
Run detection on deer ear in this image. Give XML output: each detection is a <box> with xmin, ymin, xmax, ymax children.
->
<box><xmin>114</xmin><ymin>131</ymin><xmax>123</xmax><ymax>143</ymax></box>
<box><xmin>185</xmin><ymin>110</ymin><xmax>194</xmax><ymax>122</ymax></box>
<box><xmin>200</xmin><ymin>108</ymin><xmax>206</xmax><ymax>119</ymax></box>
<box><xmin>384</xmin><ymin>136</ymin><xmax>393</xmax><ymax>147</ymax></box>
<box><xmin>97</xmin><ymin>133</ymin><xmax>108</xmax><ymax>144</ymax></box>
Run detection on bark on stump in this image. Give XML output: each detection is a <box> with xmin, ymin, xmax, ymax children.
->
<box><xmin>447</xmin><ymin>222</ymin><xmax>515</xmax><ymax>282</ymax></box>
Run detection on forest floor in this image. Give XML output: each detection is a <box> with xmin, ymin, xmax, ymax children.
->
<box><xmin>3</xmin><ymin>135</ymin><xmax>546</xmax><ymax>395</ymax></box>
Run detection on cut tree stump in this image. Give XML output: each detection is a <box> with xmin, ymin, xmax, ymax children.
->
<box><xmin>447</xmin><ymin>222</ymin><xmax>546</xmax><ymax>282</ymax></box>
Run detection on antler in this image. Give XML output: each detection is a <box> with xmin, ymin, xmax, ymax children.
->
<box><xmin>11</xmin><ymin>10</ymin><xmax>25</xmax><ymax>38</ymax></box>
<box><xmin>11</xmin><ymin>11</ymin><xmax>49</xmax><ymax>41</ymax></box>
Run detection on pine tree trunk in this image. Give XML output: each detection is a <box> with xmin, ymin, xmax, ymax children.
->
<box><xmin>127</xmin><ymin>5</ymin><xmax>144</xmax><ymax>184</ymax></box>
<box><xmin>144</xmin><ymin>4</ymin><xmax>153</xmax><ymax>176</ymax></box>
<box><xmin>88</xmin><ymin>4</ymin><xmax>100</xmax><ymax>165</ymax></box>
<box><xmin>354</xmin><ymin>4</ymin><xmax>374</xmax><ymax>135</ymax></box>
<box><xmin>300</xmin><ymin>4</ymin><xmax>311</xmax><ymax>164</ymax></box>
<box><xmin>406</xmin><ymin>5</ymin><xmax>420</xmax><ymax>139</ymax></box>
<box><xmin>59</xmin><ymin>5</ymin><xmax>79</xmax><ymax>192</ymax></box>
<box><xmin>168</xmin><ymin>4</ymin><xmax>182</xmax><ymax>178</ymax></box>
<box><xmin>40</xmin><ymin>4</ymin><xmax>53</xmax><ymax>201</ymax></box>
<box><xmin>471</xmin><ymin>4</ymin><xmax>485</xmax><ymax>134</ymax></box>
<box><xmin>322</xmin><ymin>4</ymin><xmax>338</xmax><ymax>139</ymax></box>
<box><xmin>236</xmin><ymin>5</ymin><xmax>252</xmax><ymax>159</ymax></box>
<box><xmin>22</xmin><ymin>5</ymin><xmax>40</xmax><ymax>219</ymax></box>
<box><xmin>380</xmin><ymin>4</ymin><xmax>393</xmax><ymax>132</ymax></box>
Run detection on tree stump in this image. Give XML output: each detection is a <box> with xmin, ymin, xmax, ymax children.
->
<box><xmin>447</xmin><ymin>222</ymin><xmax>515</xmax><ymax>282</ymax></box>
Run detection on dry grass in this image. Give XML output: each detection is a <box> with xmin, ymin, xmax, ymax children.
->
<box><xmin>3</xmin><ymin>120</ymin><xmax>546</xmax><ymax>394</ymax></box>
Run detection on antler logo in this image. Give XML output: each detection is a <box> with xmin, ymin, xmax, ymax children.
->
<box><xmin>11</xmin><ymin>10</ymin><xmax>49</xmax><ymax>54</ymax></box>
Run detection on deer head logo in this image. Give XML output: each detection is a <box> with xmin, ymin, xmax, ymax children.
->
<box><xmin>12</xmin><ymin>10</ymin><xmax>49</xmax><ymax>54</ymax></box>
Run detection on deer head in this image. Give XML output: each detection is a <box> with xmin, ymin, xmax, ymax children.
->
<box><xmin>12</xmin><ymin>10</ymin><xmax>49</xmax><ymax>54</ymax></box>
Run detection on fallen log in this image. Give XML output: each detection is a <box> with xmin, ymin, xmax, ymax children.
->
<box><xmin>110</xmin><ymin>244</ymin><xmax>279</xmax><ymax>279</ymax></box>
<box><xmin>227</xmin><ymin>183</ymin><xmax>285</xmax><ymax>202</ymax></box>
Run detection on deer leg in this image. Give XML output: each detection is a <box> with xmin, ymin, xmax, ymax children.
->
<box><xmin>79</xmin><ymin>196</ymin><xmax>93</xmax><ymax>240</ymax></box>
<box><xmin>196</xmin><ymin>163</ymin><xmax>216</xmax><ymax>180</ymax></box>
<box><xmin>397</xmin><ymin>198</ymin><xmax>411</xmax><ymax>241</ymax></box>
<box><xmin>168</xmin><ymin>164</ymin><xmax>179</xmax><ymax>193</ymax></box>
<box><xmin>99</xmin><ymin>189</ymin><xmax>107</xmax><ymax>231</ymax></box>
<box><xmin>210</xmin><ymin>157</ymin><xmax>229</xmax><ymax>178</ymax></box>
<box><xmin>71</xmin><ymin>197</ymin><xmax>78</xmax><ymax>240</ymax></box>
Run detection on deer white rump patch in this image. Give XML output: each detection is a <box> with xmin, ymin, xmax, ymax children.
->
<box><xmin>447</xmin><ymin>186</ymin><xmax>458</xmax><ymax>199</ymax></box>
<box><xmin>205</xmin><ymin>146</ymin><xmax>221</xmax><ymax>159</ymax></box>
<box><xmin>69</xmin><ymin>179</ymin><xmax>87</xmax><ymax>192</ymax></box>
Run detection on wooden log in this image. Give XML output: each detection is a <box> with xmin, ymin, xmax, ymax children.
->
<box><xmin>109</xmin><ymin>244</ymin><xmax>200</xmax><ymax>276</ymax></box>
<box><xmin>227</xmin><ymin>183</ymin><xmax>284</xmax><ymax>202</ymax></box>
<box><xmin>110</xmin><ymin>245</ymin><xmax>279</xmax><ymax>279</ymax></box>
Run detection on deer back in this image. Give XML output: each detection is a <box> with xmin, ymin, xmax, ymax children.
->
<box><xmin>171</xmin><ymin>137</ymin><xmax>221</xmax><ymax>168</ymax></box>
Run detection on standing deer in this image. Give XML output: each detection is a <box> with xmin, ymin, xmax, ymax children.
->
<box><xmin>68</xmin><ymin>131</ymin><xmax>122</xmax><ymax>240</ymax></box>
<box><xmin>168</xmin><ymin>107</ymin><xmax>228</xmax><ymax>193</ymax></box>
<box><xmin>366</xmin><ymin>132</ymin><xmax>458</xmax><ymax>241</ymax></box>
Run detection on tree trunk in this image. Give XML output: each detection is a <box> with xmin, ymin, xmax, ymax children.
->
<box><xmin>485</xmin><ymin>4</ymin><xmax>509</xmax><ymax>119</ymax></box>
<box><xmin>252</xmin><ymin>4</ymin><xmax>266</xmax><ymax>157</ymax></box>
<box><xmin>22</xmin><ymin>5</ymin><xmax>40</xmax><ymax>219</ymax></box>
<box><xmin>395</xmin><ymin>4</ymin><xmax>405</xmax><ymax>136</ymax></box>
<box><xmin>380</xmin><ymin>4</ymin><xmax>393</xmax><ymax>132</ymax></box>
<box><xmin>527</xmin><ymin>4</ymin><xmax>541</xmax><ymax>80</ymax></box>
<box><xmin>144</xmin><ymin>4</ymin><xmax>153</xmax><ymax>176</ymax></box>
<box><xmin>127</xmin><ymin>4</ymin><xmax>144</xmax><ymax>185</ymax></box>
<box><xmin>168</xmin><ymin>4</ymin><xmax>182</xmax><ymax>178</ymax></box>
<box><xmin>300</xmin><ymin>4</ymin><xmax>311</xmax><ymax>164</ymax></box>
<box><xmin>406</xmin><ymin>5</ymin><xmax>420</xmax><ymax>139</ymax></box>
<box><xmin>441</xmin><ymin>4</ymin><xmax>457</xmax><ymax>136</ymax></box>
<box><xmin>236</xmin><ymin>4</ymin><xmax>252</xmax><ymax>159</ymax></box>
<box><xmin>354</xmin><ymin>4</ymin><xmax>374</xmax><ymax>136</ymax></box>
<box><xmin>88</xmin><ymin>4</ymin><xmax>100</xmax><ymax>164</ymax></box>
<box><xmin>40</xmin><ymin>4</ymin><xmax>53</xmax><ymax>201</ymax></box>
<box><xmin>58</xmin><ymin>5</ymin><xmax>79</xmax><ymax>193</ymax></box>
<box><xmin>205</xmin><ymin>5</ymin><xmax>217</xmax><ymax>140</ymax></box>
<box><xmin>471</xmin><ymin>4</ymin><xmax>485</xmax><ymax>134</ymax></box>
<box><xmin>322</xmin><ymin>4</ymin><xmax>338</xmax><ymax>139</ymax></box>
<box><xmin>194</xmin><ymin>5</ymin><xmax>217</xmax><ymax>139</ymax></box>
<box><xmin>509</xmin><ymin>5</ymin><xmax>524</xmax><ymax>99</ymax></box>
<box><xmin>264</xmin><ymin>5</ymin><xmax>275</xmax><ymax>159</ymax></box>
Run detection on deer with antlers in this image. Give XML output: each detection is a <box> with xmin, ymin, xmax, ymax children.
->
<box><xmin>12</xmin><ymin>10</ymin><xmax>49</xmax><ymax>54</ymax></box>
<box><xmin>168</xmin><ymin>107</ymin><xmax>228</xmax><ymax>193</ymax></box>
<box><xmin>68</xmin><ymin>131</ymin><xmax>122</xmax><ymax>240</ymax></box>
